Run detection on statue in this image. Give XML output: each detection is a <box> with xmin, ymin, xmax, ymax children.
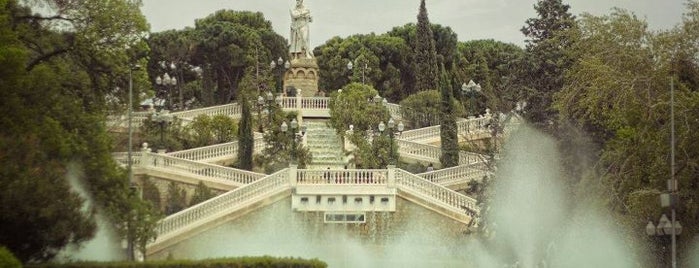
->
<box><xmin>290</xmin><ymin>0</ymin><xmax>313</xmax><ymax>58</ymax></box>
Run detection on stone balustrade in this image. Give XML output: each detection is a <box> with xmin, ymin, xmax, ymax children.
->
<box><xmin>299</xmin><ymin>97</ymin><xmax>329</xmax><ymax>110</ymax></box>
<box><xmin>166</xmin><ymin>136</ymin><xmax>266</xmax><ymax>162</ymax></box>
<box><xmin>418</xmin><ymin>162</ymin><xmax>490</xmax><ymax>186</ymax></box>
<box><xmin>394</xmin><ymin>169</ymin><xmax>479</xmax><ymax>217</ymax></box>
<box><xmin>171</xmin><ymin>103</ymin><xmax>241</xmax><ymax>120</ymax></box>
<box><xmin>385</xmin><ymin>102</ymin><xmax>402</xmax><ymax>120</ymax></box>
<box><xmin>153</xmin><ymin>168</ymin><xmax>290</xmax><ymax>243</ymax></box>
<box><xmin>146</xmin><ymin>153</ymin><xmax>265</xmax><ymax>186</ymax></box>
<box><xmin>296</xmin><ymin>169</ymin><xmax>388</xmax><ymax>185</ymax></box>
<box><xmin>399</xmin><ymin>125</ymin><xmax>441</xmax><ymax>142</ymax></box>
<box><xmin>396</xmin><ymin>139</ymin><xmax>442</xmax><ymax>162</ymax></box>
<box><xmin>111</xmin><ymin>152</ymin><xmax>142</xmax><ymax>166</ymax></box>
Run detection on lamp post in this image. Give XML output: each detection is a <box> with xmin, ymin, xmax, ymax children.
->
<box><xmin>151</xmin><ymin>109</ymin><xmax>173</xmax><ymax>151</ymax></box>
<box><xmin>347</xmin><ymin>59</ymin><xmax>370</xmax><ymax>84</ymax></box>
<box><xmin>270</xmin><ymin>57</ymin><xmax>290</xmax><ymax>94</ymax></box>
<box><xmin>378</xmin><ymin>118</ymin><xmax>404</xmax><ymax>165</ymax></box>
<box><xmin>645</xmin><ymin>79</ymin><xmax>681</xmax><ymax>268</ymax></box>
<box><xmin>281</xmin><ymin>119</ymin><xmax>307</xmax><ymax>164</ymax></box>
<box><xmin>155</xmin><ymin>71</ymin><xmax>177</xmax><ymax>111</ymax></box>
<box><xmin>257</xmin><ymin>91</ymin><xmax>279</xmax><ymax>132</ymax></box>
<box><xmin>461</xmin><ymin>80</ymin><xmax>482</xmax><ymax>117</ymax></box>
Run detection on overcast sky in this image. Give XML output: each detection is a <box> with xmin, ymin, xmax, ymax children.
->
<box><xmin>142</xmin><ymin>0</ymin><xmax>688</xmax><ymax>48</ymax></box>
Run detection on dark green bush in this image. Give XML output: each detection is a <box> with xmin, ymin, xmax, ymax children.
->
<box><xmin>27</xmin><ymin>256</ymin><xmax>326</xmax><ymax>268</ymax></box>
<box><xmin>0</xmin><ymin>246</ymin><xmax>22</xmax><ymax>268</ymax></box>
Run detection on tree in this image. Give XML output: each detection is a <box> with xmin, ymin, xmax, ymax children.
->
<box><xmin>165</xmin><ymin>182</ymin><xmax>187</xmax><ymax>215</ymax></box>
<box><xmin>456</xmin><ymin>40</ymin><xmax>525</xmax><ymax>114</ymax></box>
<box><xmin>328</xmin><ymin>83</ymin><xmax>393</xmax><ymax>168</ymax></box>
<box><xmin>237</xmin><ymin>93</ymin><xmax>254</xmax><ymax>170</ymax></box>
<box><xmin>399</xmin><ymin>90</ymin><xmax>464</xmax><ymax>129</ymax></box>
<box><xmin>414</xmin><ymin>0</ymin><xmax>440</xmax><ymax>92</ymax></box>
<box><xmin>0</xmin><ymin>0</ymin><xmax>159</xmax><ymax>262</ymax></box>
<box><xmin>190</xmin><ymin>181</ymin><xmax>215</xmax><ymax>206</ymax></box>
<box><xmin>438</xmin><ymin>65</ymin><xmax>459</xmax><ymax>168</ymax></box>
<box><xmin>554</xmin><ymin>7</ymin><xmax>699</xmax><ymax>264</ymax></box>
<box><xmin>189</xmin><ymin>10</ymin><xmax>287</xmax><ymax>105</ymax></box>
<box><xmin>519</xmin><ymin>0</ymin><xmax>576</xmax><ymax>130</ymax></box>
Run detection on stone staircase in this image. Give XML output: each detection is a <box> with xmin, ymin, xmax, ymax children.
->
<box><xmin>304</xmin><ymin>120</ymin><xmax>346</xmax><ymax>169</ymax></box>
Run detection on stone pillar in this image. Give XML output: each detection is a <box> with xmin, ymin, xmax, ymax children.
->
<box><xmin>387</xmin><ymin>165</ymin><xmax>396</xmax><ymax>188</ymax></box>
<box><xmin>288</xmin><ymin>164</ymin><xmax>298</xmax><ymax>187</ymax></box>
<box><xmin>140</xmin><ymin>143</ymin><xmax>152</xmax><ymax>168</ymax></box>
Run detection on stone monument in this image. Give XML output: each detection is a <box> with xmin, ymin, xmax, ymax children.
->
<box><xmin>284</xmin><ymin>0</ymin><xmax>319</xmax><ymax>97</ymax></box>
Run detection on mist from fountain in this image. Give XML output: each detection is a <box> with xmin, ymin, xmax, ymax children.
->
<box><xmin>55</xmin><ymin>163</ymin><xmax>124</xmax><ymax>262</ymax></box>
<box><xmin>464</xmin><ymin>125</ymin><xmax>640</xmax><ymax>267</ymax></box>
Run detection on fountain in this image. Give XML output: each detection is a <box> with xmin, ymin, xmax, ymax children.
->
<box><xmin>463</xmin><ymin>125</ymin><xmax>640</xmax><ymax>267</ymax></box>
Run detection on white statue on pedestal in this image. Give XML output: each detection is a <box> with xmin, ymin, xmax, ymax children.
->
<box><xmin>290</xmin><ymin>0</ymin><xmax>313</xmax><ymax>58</ymax></box>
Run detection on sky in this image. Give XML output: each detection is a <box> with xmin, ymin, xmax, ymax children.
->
<box><xmin>142</xmin><ymin>0</ymin><xmax>688</xmax><ymax>48</ymax></box>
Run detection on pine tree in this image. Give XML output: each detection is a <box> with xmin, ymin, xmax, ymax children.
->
<box><xmin>519</xmin><ymin>0</ymin><xmax>576</xmax><ymax>130</ymax></box>
<box><xmin>439</xmin><ymin>64</ymin><xmax>459</xmax><ymax>168</ymax></box>
<box><xmin>238</xmin><ymin>93</ymin><xmax>254</xmax><ymax>170</ymax></box>
<box><xmin>414</xmin><ymin>0</ymin><xmax>440</xmax><ymax>91</ymax></box>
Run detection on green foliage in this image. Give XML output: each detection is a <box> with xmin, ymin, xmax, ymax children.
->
<box><xmin>553</xmin><ymin>6</ymin><xmax>699</xmax><ymax>260</ymax></box>
<box><xmin>190</xmin><ymin>181</ymin><xmax>215</xmax><ymax>207</ymax></box>
<box><xmin>399</xmin><ymin>90</ymin><xmax>464</xmax><ymax>128</ymax></box>
<box><xmin>159</xmin><ymin>10</ymin><xmax>287</xmax><ymax>106</ymax></box>
<box><xmin>519</xmin><ymin>0</ymin><xmax>577</xmax><ymax>130</ymax></box>
<box><xmin>237</xmin><ymin>93</ymin><xmax>255</xmax><ymax>170</ymax></box>
<box><xmin>165</xmin><ymin>182</ymin><xmax>187</xmax><ymax>215</ymax></box>
<box><xmin>456</xmin><ymin>40</ymin><xmax>525</xmax><ymax>114</ymax></box>
<box><xmin>141</xmin><ymin>178</ymin><xmax>162</xmax><ymax>211</ymax></box>
<box><xmin>188</xmin><ymin>114</ymin><xmax>238</xmax><ymax>147</ymax></box>
<box><xmin>255</xmin><ymin>107</ymin><xmax>313</xmax><ymax>173</ymax></box>
<box><xmin>414</xmin><ymin>0</ymin><xmax>440</xmax><ymax>92</ymax></box>
<box><xmin>313</xmin><ymin>22</ymin><xmax>459</xmax><ymax>101</ymax></box>
<box><xmin>328</xmin><ymin>83</ymin><xmax>394</xmax><ymax>168</ymax></box>
<box><xmin>438</xmin><ymin>65</ymin><xmax>459</xmax><ymax>168</ymax></box>
<box><xmin>27</xmin><ymin>256</ymin><xmax>327</xmax><ymax>268</ymax></box>
<box><xmin>0</xmin><ymin>246</ymin><xmax>21</xmax><ymax>268</ymax></box>
<box><xmin>139</xmin><ymin>116</ymin><xmax>189</xmax><ymax>151</ymax></box>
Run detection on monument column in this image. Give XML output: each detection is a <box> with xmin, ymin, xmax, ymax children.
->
<box><xmin>285</xmin><ymin>0</ymin><xmax>319</xmax><ymax>97</ymax></box>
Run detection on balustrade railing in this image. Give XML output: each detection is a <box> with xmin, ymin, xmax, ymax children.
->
<box><xmin>154</xmin><ymin>169</ymin><xmax>290</xmax><ymax>239</ymax></box>
<box><xmin>396</xmin><ymin>139</ymin><xmax>442</xmax><ymax>162</ymax></box>
<box><xmin>418</xmin><ymin>162</ymin><xmax>490</xmax><ymax>186</ymax></box>
<box><xmin>112</xmin><ymin>152</ymin><xmax>142</xmax><ymax>166</ymax></box>
<box><xmin>385</xmin><ymin>102</ymin><xmax>402</xmax><ymax>120</ymax></box>
<box><xmin>171</xmin><ymin>103</ymin><xmax>241</xmax><ymax>120</ymax></box>
<box><xmin>395</xmin><ymin>169</ymin><xmax>479</xmax><ymax>217</ymax></box>
<box><xmin>296</xmin><ymin>169</ymin><xmax>388</xmax><ymax>185</ymax></box>
<box><xmin>399</xmin><ymin>125</ymin><xmax>441</xmax><ymax>142</ymax></box>
<box><xmin>147</xmin><ymin>153</ymin><xmax>265</xmax><ymax>185</ymax></box>
<box><xmin>300</xmin><ymin>97</ymin><xmax>329</xmax><ymax>110</ymax></box>
<box><xmin>167</xmin><ymin>136</ymin><xmax>266</xmax><ymax>162</ymax></box>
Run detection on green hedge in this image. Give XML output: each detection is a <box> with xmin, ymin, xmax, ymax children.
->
<box><xmin>28</xmin><ymin>256</ymin><xmax>327</xmax><ymax>268</ymax></box>
<box><xmin>0</xmin><ymin>246</ymin><xmax>22</xmax><ymax>268</ymax></box>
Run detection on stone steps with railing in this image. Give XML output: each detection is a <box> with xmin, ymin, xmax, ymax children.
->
<box><xmin>146</xmin><ymin>166</ymin><xmax>479</xmax><ymax>256</ymax></box>
<box><xmin>304</xmin><ymin>120</ymin><xmax>345</xmax><ymax>168</ymax></box>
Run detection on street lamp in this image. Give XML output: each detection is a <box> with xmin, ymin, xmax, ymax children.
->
<box><xmin>378</xmin><ymin>118</ymin><xmax>404</xmax><ymax>165</ymax></box>
<box><xmin>270</xmin><ymin>57</ymin><xmax>290</xmax><ymax>94</ymax></box>
<box><xmin>281</xmin><ymin>118</ymin><xmax>307</xmax><ymax>164</ymax></box>
<box><xmin>644</xmin><ymin>79</ymin><xmax>681</xmax><ymax>268</ymax></box>
<box><xmin>257</xmin><ymin>91</ymin><xmax>279</xmax><ymax>132</ymax></box>
<box><xmin>347</xmin><ymin>59</ymin><xmax>370</xmax><ymax>84</ymax></box>
<box><xmin>151</xmin><ymin>109</ymin><xmax>173</xmax><ymax>151</ymax></box>
<box><xmin>515</xmin><ymin>100</ymin><xmax>528</xmax><ymax>113</ymax></box>
<box><xmin>155</xmin><ymin>72</ymin><xmax>177</xmax><ymax>110</ymax></box>
<box><xmin>461</xmin><ymin>80</ymin><xmax>482</xmax><ymax>117</ymax></box>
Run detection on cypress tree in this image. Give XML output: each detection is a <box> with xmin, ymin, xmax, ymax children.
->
<box><xmin>238</xmin><ymin>94</ymin><xmax>254</xmax><ymax>170</ymax></box>
<box><xmin>414</xmin><ymin>0</ymin><xmax>439</xmax><ymax>91</ymax></box>
<box><xmin>439</xmin><ymin>64</ymin><xmax>459</xmax><ymax>167</ymax></box>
